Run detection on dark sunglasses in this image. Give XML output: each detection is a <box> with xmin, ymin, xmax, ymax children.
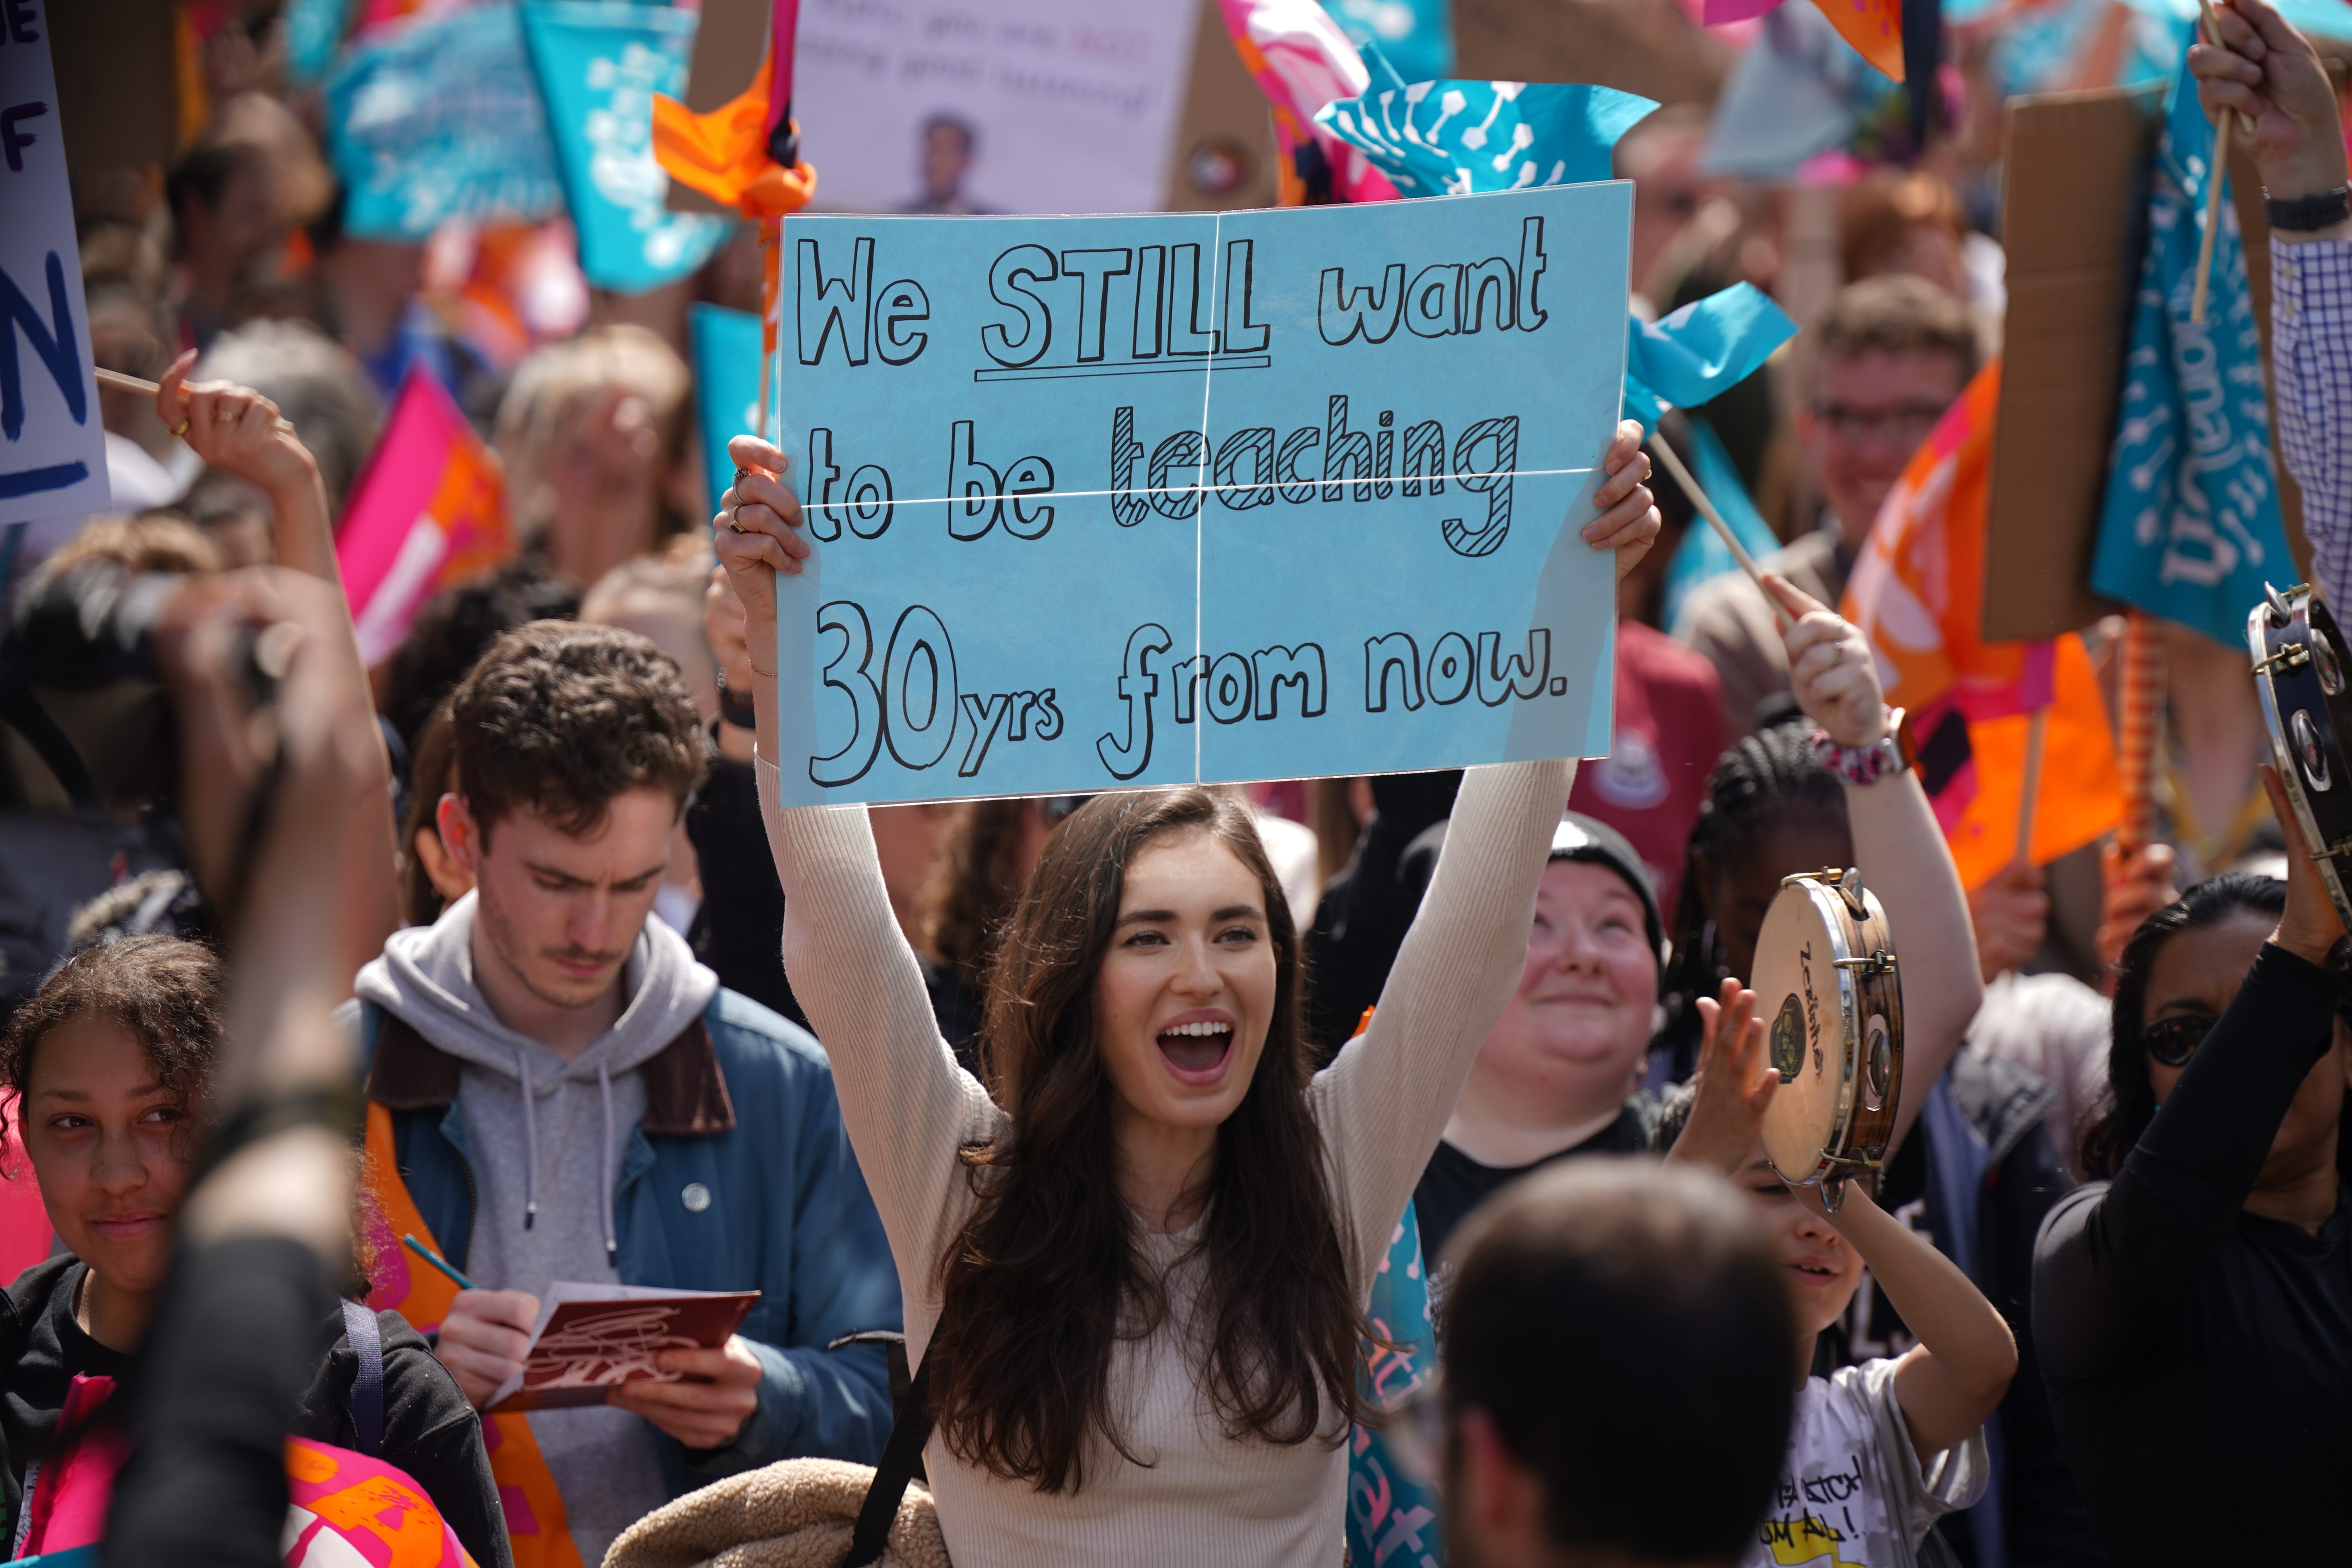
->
<box><xmin>2142</xmin><ymin>1013</ymin><xmax>2220</xmax><ymax>1068</ymax></box>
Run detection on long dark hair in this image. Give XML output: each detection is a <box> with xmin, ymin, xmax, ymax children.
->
<box><xmin>926</xmin><ymin>789</ymin><xmax>1369</xmax><ymax>1493</ymax></box>
<box><xmin>2080</xmin><ymin>873</ymin><xmax>2334</xmax><ymax>1180</ymax></box>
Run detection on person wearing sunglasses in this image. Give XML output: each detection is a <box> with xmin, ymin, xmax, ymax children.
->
<box><xmin>2034</xmin><ymin>768</ymin><xmax>2352</xmax><ymax>1563</ymax></box>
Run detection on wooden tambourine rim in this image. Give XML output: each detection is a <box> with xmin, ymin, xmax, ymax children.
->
<box><xmin>1755</xmin><ymin>870</ymin><xmax>1904</xmax><ymax>1207</ymax></box>
<box><xmin>2250</xmin><ymin>586</ymin><xmax>2352</xmax><ymax>930</ymax></box>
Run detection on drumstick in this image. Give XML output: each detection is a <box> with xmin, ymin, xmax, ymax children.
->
<box><xmin>95</xmin><ymin>366</ymin><xmax>298</xmax><ymax>434</ymax></box>
<box><xmin>2191</xmin><ymin>0</ymin><xmax>2245</xmax><ymax>326</ymax></box>
<box><xmin>1649</xmin><ymin>434</ymin><xmax>1795</xmax><ymax>632</ymax></box>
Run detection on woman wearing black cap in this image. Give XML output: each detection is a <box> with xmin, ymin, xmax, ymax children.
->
<box><xmin>1414</xmin><ymin>573</ymin><xmax>1985</xmax><ymax>1277</ymax></box>
<box><xmin>1407</xmin><ymin>811</ymin><xmax>1674</xmax><ymax>1265</ymax></box>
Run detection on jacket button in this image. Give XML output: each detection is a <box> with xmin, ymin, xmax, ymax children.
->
<box><xmin>681</xmin><ymin>1182</ymin><xmax>712</xmax><ymax>1213</ymax></box>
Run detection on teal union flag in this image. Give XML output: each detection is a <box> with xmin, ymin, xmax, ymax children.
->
<box><xmin>2091</xmin><ymin>21</ymin><xmax>2291</xmax><ymax>646</ymax></box>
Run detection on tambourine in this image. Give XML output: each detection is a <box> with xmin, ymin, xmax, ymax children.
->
<box><xmin>2250</xmin><ymin>583</ymin><xmax>2352</xmax><ymax>928</ymax></box>
<box><xmin>1752</xmin><ymin>867</ymin><xmax>1904</xmax><ymax>1210</ymax></box>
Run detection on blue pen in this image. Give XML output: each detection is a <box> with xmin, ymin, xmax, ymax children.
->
<box><xmin>402</xmin><ymin>1232</ymin><xmax>476</xmax><ymax>1292</ymax></box>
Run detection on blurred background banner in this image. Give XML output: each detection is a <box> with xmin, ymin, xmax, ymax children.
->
<box><xmin>325</xmin><ymin>3</ymin><xmax>566</xmax><ymax>240</ymax></box>
<box><xmin>519</xmin><ymin>1</ymin><xmax>731</xmax><ymax>295</ymax></box>
<box><xmin>690</xmin><ymin>303</ymin><xmax>762</xmax><ymax>518</ymax></box>
<box><xmin>789</xmin><ymin>0</ymin><xmax>1202</xmax><ymax>216</ymax></box>
<box><xmin>2089</xmin><ymin>22</ymin><xmax>2290</xmax><ymax>649</ymax></box>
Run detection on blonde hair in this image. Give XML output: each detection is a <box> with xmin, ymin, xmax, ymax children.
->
<box><xmin>494</xmin><ymin>325</ymin><xmax>693</xmax><ymax>546</ymax></box>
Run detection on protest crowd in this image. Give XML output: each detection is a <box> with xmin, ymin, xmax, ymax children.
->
<box><xmin>7</xmin><ymin>0</ymin><xmax>2352</xmax><ymax>1563</ymax></box>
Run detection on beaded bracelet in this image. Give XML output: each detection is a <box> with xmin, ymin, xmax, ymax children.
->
<box><xmin>1811</xmin><ymin>708</ymin><xmax>1909</xmax><ymax>786</ymax></box>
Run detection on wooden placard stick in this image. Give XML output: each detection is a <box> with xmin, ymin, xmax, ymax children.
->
<box><xmin>2014</xmin><ymin>706</ymin><xmax>2050</xmax><ymax>864</ymax></box>
<box><xmin>1648</xmin><ymin>432</ymin><xmax>1795</xmax><ymax>632</ymax></box>
<box><xmin>2192</xmin><ymin>0</ymin><xmax>2243</xmax><ymax>325</ymax></box>
<box><xmin>95</xmin><ymin>366</ymin><xmax>298</xmax><ymax>434</ymax></box>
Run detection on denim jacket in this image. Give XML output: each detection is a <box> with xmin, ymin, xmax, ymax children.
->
<box><xmin>357</xmin><ymin>988</ymin><xmax>900</xmax><ymax>1496</ymax></box>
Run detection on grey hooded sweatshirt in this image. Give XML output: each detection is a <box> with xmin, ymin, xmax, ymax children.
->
<box><xmin>354</xmin><ymin>891</ymin><xmax>718</xmax><ymax>1566</ymax></box>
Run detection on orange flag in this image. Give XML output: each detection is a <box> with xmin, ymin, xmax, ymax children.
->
<box><xmin>652</xmin><ymin>47</ymin><xmax>816</xmax><ymax>441</ymax></box>
<box><xmin>1843</xmin><ymin>361</ymin><xmax>2122</xmax><ymax>889</ymax></box>
<box><xmin>1703</xmin><ymin>0</ymin><xmax>1904</xmax><ymax>80</ymax></box>
<box><xmin>650</xmin><ymin>47</ymin><xmax>816</xmax><ymax>220</ymax></box>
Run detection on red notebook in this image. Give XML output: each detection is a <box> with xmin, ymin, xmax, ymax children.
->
<box><xmin>486</xmin><ymin>1281</ymin><xmax>761</xmax><ymax>1413</ymax></box>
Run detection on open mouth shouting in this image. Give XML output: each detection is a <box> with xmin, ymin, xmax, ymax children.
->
<box><xmin>1156</xmin><ymin>1010</ymin><xmax>1238</xmax><ymax>1084</ymax></box>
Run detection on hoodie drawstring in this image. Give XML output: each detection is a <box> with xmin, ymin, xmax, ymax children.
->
<box><xmin>598</xmin><ymin>1063</ymin><xmax>617</xmax><ymax>1261</ymax></box>
<box><xmin>514</xmin><ymin>1046</ymin><xmax>538</xmax><ymax>1231</ymax></box>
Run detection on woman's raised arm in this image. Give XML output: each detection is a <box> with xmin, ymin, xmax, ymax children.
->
<box><xmin>717</xmin><ymin>434</ymin><xmax>995</xmax><ymax>1298</ymax></box>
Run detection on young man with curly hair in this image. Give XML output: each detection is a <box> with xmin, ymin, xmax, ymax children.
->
<box><xmin>346</xmin><ymin>621</ymin><xmax>897</xmax><ymax>1567</ymax></box>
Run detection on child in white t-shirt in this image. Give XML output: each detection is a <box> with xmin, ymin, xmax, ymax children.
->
<box><xmin>1727</xmin><ymin>1140</ymin><xmax>2014</xmax><ymax>1567</ymax></box>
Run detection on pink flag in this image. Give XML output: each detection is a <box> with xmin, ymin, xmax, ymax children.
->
<box><xmin>337</xmin><ymin>370</ymin><xmax>512</xmax><ymax>668</ymax></box>
<box><xmin>285</xmin><ymin>1436</ymin><xmax>481</xmax><ymax>1567</ymax></box>
<box><xmin>1216</xmin><ymin>0</ymin><xmax>1401</xmax><ymax>204</ymax></box>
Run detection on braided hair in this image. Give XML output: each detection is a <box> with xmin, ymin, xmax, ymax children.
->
<box><xmin>1658</xmin><ymin>708</ymin><xmax>1848</xmax><ymax>1077</ymax></box>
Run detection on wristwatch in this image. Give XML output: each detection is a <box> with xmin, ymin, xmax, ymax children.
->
<box><xmin>716</xmin><ymin>671</ymin><xmax>757</xmax><ymax>731</ymax></box>
<box><xmin>2265</xmin><ymin>185</ymin><xmax>2352</xmax><ymax>232</ymax></box>
<box><xmin>1811</xmin><ymin>707</ymin><xmax>1911</xmax><ymax>786</ymax></box>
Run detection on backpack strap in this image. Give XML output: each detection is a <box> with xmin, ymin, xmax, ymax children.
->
<box><xmin>843</xmin><ymin>1356</ymin><xmax>934</xmax><ymax>1568</ymax></box>
<box><xmin>340</xmin><ymin>1298</ymin><xmax>386</xmax><ymax>1458</ymax></box>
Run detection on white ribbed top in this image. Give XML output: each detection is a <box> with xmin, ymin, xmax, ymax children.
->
<box><xmin>755</xmin><ymin>760</ymin><xmax>1573</xmax><ymax>1568</ymax></box>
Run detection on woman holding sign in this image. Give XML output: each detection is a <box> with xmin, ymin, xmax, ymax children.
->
<box><xmin>713</xmin><ymin>423</ymin><xmax>1658</xmax><ymax>1565</ymax></box>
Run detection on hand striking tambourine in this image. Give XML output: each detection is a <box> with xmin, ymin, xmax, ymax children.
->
<box><xmin>2250</xmin><ymin>583</ymin><xmax>2352</xmax><ymax>928</ymax></box>
<box><xmin>1752</xmin><ymin>867</ymin><xmax>1904</xmax><ymax>1210</ymax></box>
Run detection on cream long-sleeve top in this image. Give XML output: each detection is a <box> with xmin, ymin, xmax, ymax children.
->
<box><xmin>755</xmin><ymin>756</ymin><xmax>1574</xmax><ymax>1568</ymax></box>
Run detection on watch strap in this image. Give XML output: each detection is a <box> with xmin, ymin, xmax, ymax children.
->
<box><xmin>2265</xmin><ymin>185</ymin><xmax>2352</xmax><ymax>232</ymax></box>
<box><xmin>716</xmin><ymin>671</ymin><xmax>757</xmax><ymax>731</ymax></box>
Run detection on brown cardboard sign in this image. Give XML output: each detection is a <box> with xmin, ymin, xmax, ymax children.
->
<box><xmin>1982</xmin><ymin>85</ymin><xmax>2156</xmax><ymax>642</ymax></box>
<box><xmin>664</xmin><ymin>0</ymin><xmax>765</xmax><ymax>216</ymax></box>
<box><xmin>1454</xmin><ymin>0</ymin><xmax>1731</xmax><ymax>106</ymax></box>
<box><xmin>49</xmin><ymin>0</ymin><xmax>178</xmax><ymax>180</ymax></box>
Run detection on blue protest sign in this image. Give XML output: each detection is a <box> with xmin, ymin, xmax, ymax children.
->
<box><xmin>1350</xmin><ymin>1199</ymin><xmax>1445</xmax><ymax>1568</ymax></box>
<box><xmin>0</xmin><ymin>0</ymin><xmax>109</xmax><ymax>525</ymax></box>
<box><xmin>325</xmin><ymin>4</ymin><xmax>565</xmax><ymax>240</ymax></box>
<box><xmin>691</xmin><ymin>303</ymin><xmax>762</xmax><ymax>524</ymax></box>
<box><xmin>1318</xmin><ymin>0</ymin><xmax>1455</xmax><ymax>89</ymax></box>
<box><xmin>768</xmin><ymin>183</ymin><xmax>1629</xmax><ymax>805</ymax></box>
<box><xmin>2091</xmin><ymin>25</ymin><xmax>2290</xmax><ymax>646</ymax></box>
<box><xmin>519</xmin><ymin>2</ymin><xmax>730</xmax><ymax>294</ymax></box>
<box><xmin>1317</xmin><ymin>62</ymin><xmax>1655</xmax><ymax>198</ymax></box>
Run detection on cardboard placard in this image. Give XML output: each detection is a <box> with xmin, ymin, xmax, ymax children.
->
<box><xmin>1986</xmin><ymin>85</ymin><xmax>2314</xmax><ymax>641</ymax></box>
<box><xmin>768</xmin><ymin>183</ymin><xmax>1629</xmax><ymax>805</ymax></box>
<box><xmin>44</xmin><ymin>0</ymin><xmax>175</xmax><ymax>181</ymax></box>
<box><xmin>1982</xmin><ymin>85</ymin><xmax>2155</xmax><ymax>642</ymax></box>
<box><xmin>0</xmin><ymin>0</ymin><xmax>111</xmax><ymax>526</ymax></box>
<box><xmin>1452</xmin><ymin>0</ymin><xmax>1732</xmax><ymax>108</ymax></box>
